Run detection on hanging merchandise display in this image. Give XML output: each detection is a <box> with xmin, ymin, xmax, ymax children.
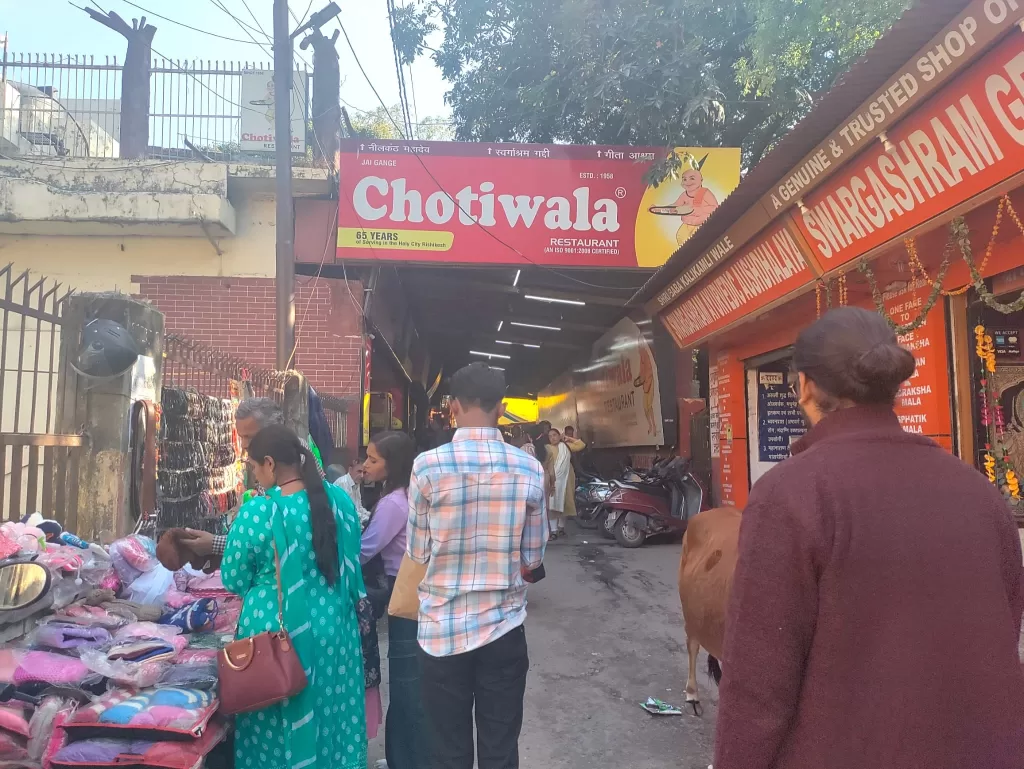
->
<box><xmin>156</xmin><ymin>389</ymin><xmax>243</xmax><ymax>534</ymax></box>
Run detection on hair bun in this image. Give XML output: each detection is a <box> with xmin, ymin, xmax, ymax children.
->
<box><xmin>852</xmin><ymin>342</ymin><xmax>916</xmax><ymax>400</ymax></box>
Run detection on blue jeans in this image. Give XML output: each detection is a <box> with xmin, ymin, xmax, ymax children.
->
<box><xmin>385</xmin><ymin>615</ymin><xmax>430</xmax><ymax>769</ymax></box>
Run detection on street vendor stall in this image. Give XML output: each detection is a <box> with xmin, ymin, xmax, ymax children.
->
<box><xmin>0</xmin><ymin>523</ymin><xmax>239</xmax><ymax>768</ymax></box>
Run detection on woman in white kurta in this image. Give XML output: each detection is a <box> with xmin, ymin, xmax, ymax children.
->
<box><xmin>545</xmin><ymin>428</ymin><xmax>572</xmax><ymax>539</ymax></box>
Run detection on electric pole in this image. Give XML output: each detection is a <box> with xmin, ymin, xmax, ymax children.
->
<box><xmin>273</xmin><ymin>0</ymin><xmax>295</xmax><ymax>370</ymax></box>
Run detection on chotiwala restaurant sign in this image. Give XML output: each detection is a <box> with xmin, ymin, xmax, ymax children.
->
<box><xmin>336</xmin><ymin>139</ymin><xmax>739</xmax><ymax>269</ymax></box>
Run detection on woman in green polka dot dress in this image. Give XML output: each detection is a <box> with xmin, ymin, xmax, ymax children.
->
<box><xmin>222</xmin><ymin>425</ymin><xmax>367</xmax><ymax>769</ymax></box>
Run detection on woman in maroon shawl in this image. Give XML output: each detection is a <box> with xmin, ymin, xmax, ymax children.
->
<box><xmin>715</xmin><ymin>307</ymin><xmax>1024</xmax><ymax>769</ymax></box>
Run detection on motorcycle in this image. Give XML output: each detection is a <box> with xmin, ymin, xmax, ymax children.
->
<box><xmin>575</xmin><ymin>464</ymin><xmax>647</xmax><ymax>538</ymax></box>
<box><xmin>595</xmin><ymin>456</ymin><xmax>707</xmax><ymax>548</ymax></box>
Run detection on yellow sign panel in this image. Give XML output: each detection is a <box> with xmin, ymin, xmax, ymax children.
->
<box><xmin>338</xmin><ymin>227</ymin><xmax>455</xmax><ymax>252</ymax></box>
<box><xmin>633</xmin><ymin>147</ymin><xmax>742</xmax><ymax>268</ymax></box>
<box><xmin>499</xmin><ymin>397</ymin><xmax>538</xmax><ymax>425</ymax></box>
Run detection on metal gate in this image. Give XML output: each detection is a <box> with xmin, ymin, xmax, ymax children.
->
<box><xmin>0</xmin><ymin>265</ymin><xmax>85</xmax><ymax>526</ymax></box>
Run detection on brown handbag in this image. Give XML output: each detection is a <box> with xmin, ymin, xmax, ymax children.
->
<box><xmin>218</xmin><ymin>543</ymin><xmax>307</xmax><ymax>715</ymax></box>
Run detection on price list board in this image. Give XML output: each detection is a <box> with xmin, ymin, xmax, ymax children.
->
<box><xmin>756</xmin><ymin>367</ymin><xmax>805</xmax><ymax>463</ymax></box>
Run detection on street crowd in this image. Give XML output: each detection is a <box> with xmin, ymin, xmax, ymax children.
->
<box><xmin>187</xmin><ymin>308</ymin><xmax>1022</xmax><ymax>769</ymax></box>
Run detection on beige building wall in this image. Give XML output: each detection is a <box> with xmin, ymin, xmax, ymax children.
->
<box><xmin>0</xmin><ymin>192</ymin><xmax>278</xmax><ymax>292</ymax></box>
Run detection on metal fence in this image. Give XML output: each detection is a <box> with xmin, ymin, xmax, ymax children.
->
<box><xmin>162</xmin><ymin>335</ymin><xmax>287</xmax><ymax>402</ymax></box>
<box><xmin>0</xmin><ymin>54</ymin><xmax>312</xmax><ymax>162</ymax></box>
<box><xmin>0</xmin><ymin>264</ymin><xmax>84</xmax><ymax>525</ymax></box>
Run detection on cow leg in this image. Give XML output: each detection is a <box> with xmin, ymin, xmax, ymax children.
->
<box><xmin>684</xmin><ymin>635</ymin><xmax>703</xmax><ymax>716</ymax></box>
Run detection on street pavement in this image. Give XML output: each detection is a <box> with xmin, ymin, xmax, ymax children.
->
<box><xmin>370</xmin><ymin>527</ymin><xmax>719</xmax><ymax>768</ymax></box>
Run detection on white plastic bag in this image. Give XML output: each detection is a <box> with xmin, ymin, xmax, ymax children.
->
<box><xmin>125</xmin><ymin>564</ymin><xmax>174</xmax><ymax>605</ymax></box>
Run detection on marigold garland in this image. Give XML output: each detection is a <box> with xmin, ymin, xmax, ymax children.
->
<box><xmin>974</xmin><ymin>323</ymin><xmax>1021</xmax><ymax>503</ymax></box>
<box><xmin>959</xmin><ymin>197</ymin><xmax>1024</xmax><ymax>314</ymax></box>
<box><xmin>859</xmin><ymin>218</ymin><xmax>958</xmax><ymax>333</ymax></box>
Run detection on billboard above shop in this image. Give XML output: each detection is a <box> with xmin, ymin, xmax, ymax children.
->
<box><xmin>336</xmin><ymin>139</ymin><xmax>739</xmax><ymax>268</ymax></box>
<box><xmin>546</xmin><ymin>317</ymin><xmax>668</xmax><ymax>449</ymax></box>
<box><xmin>239</xmin><ymin>69</ymin><xmax>307</xmax><ymax>154</ymax></box>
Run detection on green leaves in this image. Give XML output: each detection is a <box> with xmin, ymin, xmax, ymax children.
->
<box><xmin>395</xmin><ymin>0</ymin><xmax>909</xmax><ymax>173</ymax></box>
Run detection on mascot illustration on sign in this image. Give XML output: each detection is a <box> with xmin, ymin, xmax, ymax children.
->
<box><xmin>669</xmin><ymin>153</ymin><xmax>719</xmax><ymax>245</ymax></box>
<box><xmin>634</xmin><ymin>333</ymin><xmax>657</xmax><ymax>436</ymax></box>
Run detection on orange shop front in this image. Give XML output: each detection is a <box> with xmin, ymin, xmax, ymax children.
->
<box><xmin>655</xmin><ymin>22</ymin><xmax>1024</xmax><ymax>513</ymax></box>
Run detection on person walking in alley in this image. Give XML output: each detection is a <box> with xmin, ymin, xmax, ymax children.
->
<box><xmin>714</xmin><ymin>307</ymin><xmax>1024</xmax><ymax>769</ymax></box>
<box><xmin>408</xmin><ymin>363</ymin><xmax>547</xmax><ymax>769</ymax></box>
<box><xmin>544</xmin><ymin>427</ymin><xmax>585</xmax><ymax>539</ymax></box>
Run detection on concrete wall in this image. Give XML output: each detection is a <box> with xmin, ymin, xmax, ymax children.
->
<box><xmin>0</xmin><ymin>192</ymin><xmax>275</xmax><ymax>291</ymax></box>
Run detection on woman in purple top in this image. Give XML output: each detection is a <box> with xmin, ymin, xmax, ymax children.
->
<box><xmin>361</xmin><ymin>431</ymin><xmax>414</xmax><ymax>577</ymax></box>
<box><xmin>360</xmin><ymin>430</ymin><xmax>428</xmax><ymax>769</ymax></box>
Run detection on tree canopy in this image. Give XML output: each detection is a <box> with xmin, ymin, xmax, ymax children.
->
<box><xmin>345</xmin><ymin>103</ymin><xmax>455</xmax><ymax>141</ymax></box>
<box><xmin>392</xmin><ymin>0</ymin><xmax>911</xmax><ymax>174</ymax></box>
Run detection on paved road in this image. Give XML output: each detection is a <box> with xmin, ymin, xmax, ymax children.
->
<box><xmin>370</xmin><ymin>527</ymin><xmax>719</xmax><ymax>768</ymax></box>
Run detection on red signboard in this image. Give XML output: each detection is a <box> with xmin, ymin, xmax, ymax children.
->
<box><xmin>881</xmin><ymin>282</ymin><xmax>953</xmax><ymax>441</ymax></box>
<box><xmin>336</xmin><ymin>139</ymin><xmax>740</xmax><ymax>268</ymax></box>
<box><xmin>796</xmin><ymin>31</ymin><xmax>1024</xmax><ymax>268</ymax></box>
<box><xmin>660</xmin><ymin>217</ymin><xmax>814</xmax><ymax>347</ymax></box>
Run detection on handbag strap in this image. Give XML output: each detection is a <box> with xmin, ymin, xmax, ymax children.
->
<box><xmin>272</xmin><ymin>542</ymin><xmax>286</xmax><ymax>632</ymax></box>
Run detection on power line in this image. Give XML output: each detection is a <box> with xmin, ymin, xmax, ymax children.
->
<box><xmin>237</xmin><ymin>0</ymin><xmax>271</xmax><ymax>42</ymax></box>
<box><xmin>206</xmin><ymin>0</ymin><xmax>273</xmax><ymax>58</ymax></box>
<box><xmin>111</xmin><ymin>0</ymin><xmax>263</xmax><ymax>44</ymax></box>
<box><xmin>337</xmin><ymin>19</ymin><xmax>406</xmax><ymax>139</ymax></box>
<box><xmin>334</xmin><ymin>18</ymin><xmax>645</xmax><ymax>293</ymax></box>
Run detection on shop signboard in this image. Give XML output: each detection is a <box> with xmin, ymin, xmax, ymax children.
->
<box><xmin>649</xmin><ymin>0</ymin><xmax>1022</xmax><ymax>313</ymax></box>
<box><xmin>336</xmin><ymin>139</ymin><xmax>740</xmax><ymax>268</ymax></box>
<box><xmin>239</xmin><ymin>69</ymin><xmax>307</xmax><ymax>154</ymax></box>
<box><xmin>755</xmin><ymin>367</ymin><xmax>805</xmax><ymax>463</ymax></box>
<box><xmin>660</xmin><ymin>217</ymin><xmax>814</xmax><ymax>348</ymax></box>
<box><xmin>795</xmin><ymin>32</ymin><xmax>1024</xmax><ymax>269</ymax></box>
<box><xmin>571</xmin><ymin>317</ymin><xmax>666</xmax><ymax>448</ymax></box>
<box><xmin>762</xmin><ymin>0</ymin><xmax>1021</xmax><ymax>219</ymax></box>
<box><xmin>713</xmin><ymin>350</ymin><xmax>746</xmax><ymax>508</ymax></box>
<box><xmin>882</xmin><ymin>280</ymin><xmax>953</xmax><ymax>440</ymax></box>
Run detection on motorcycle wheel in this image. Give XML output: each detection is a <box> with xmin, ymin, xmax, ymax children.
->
<box><xmin>615</xmin><ymin>515</ymin><xmax>647</xmax><ymax>548</ymax></box>
<box><xmin>575</xmin><ymin>504</ymin><xmax>600</xmax><ymax>529</ymax></box>
<box><xmin>599</xmin><ymin>509</ymin><xmax>618</xmax><ymax>539</ymax></box>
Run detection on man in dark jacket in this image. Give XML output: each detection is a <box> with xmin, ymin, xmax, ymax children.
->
<box><xmin>715</xmin><ymin>308</ymin><xmax>1024</xmax><ymax>769</ymax></box>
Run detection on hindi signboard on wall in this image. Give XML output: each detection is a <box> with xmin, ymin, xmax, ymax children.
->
<box><xmin>755</xmin><ymin>367</ymin><xmax>805</xmax><ymax>462</ymax></box>
<box><xmin>336</xmin><ymin>140</ymin><xmax>739</xmax><ymax>268</ymax></box>
<box><xmin>239</xmin><ymin>69</ymin><xmax>308</xmax><ymax>154</ymax></box>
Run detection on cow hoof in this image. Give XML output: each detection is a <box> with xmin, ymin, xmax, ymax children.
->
<box><xmin>686</xmin><ymin>698</ymin><xmax>703</xmax><ymax>717</ymax></box>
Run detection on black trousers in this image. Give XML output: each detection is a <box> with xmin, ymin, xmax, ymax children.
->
<box><xmin>418</xmin><ymin>625</ymin><xmax>529</xmax><ymax>769</ymax></box>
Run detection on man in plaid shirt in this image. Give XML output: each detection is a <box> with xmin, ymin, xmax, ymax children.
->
<box><xmin>408</xmin><ymin>363</ymin><xmax>546</xmax><ymax>769</ymax></box>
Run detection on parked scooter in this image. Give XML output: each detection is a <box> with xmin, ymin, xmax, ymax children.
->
<box><xmin>595</xmin><ymin>456</ymin><xmax>707</xmax><ymax>548</ymax></box>
<box><xmin>575</xmin><ymin>464</ymin><xmax>646</xmax><ymax>535</ymax></box>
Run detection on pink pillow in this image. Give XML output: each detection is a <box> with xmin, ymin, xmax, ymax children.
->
<box><xmin>0</xmin><ymin>705</ymin><xmax>30</xmax><ymax>738</ymax></box>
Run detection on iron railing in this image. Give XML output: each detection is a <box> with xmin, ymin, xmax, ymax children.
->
<box><xmin>0</xmin><ymin>54</ymin><xmax>312</xmax><ymax>162</ymax></box>
<box><xmin>0</xmin><ymin>264</ymin><xmax>84</xmax><ymax>524</ymax></box>
<box><xmin>162</xmin><ymin>334</ymin><xmax>287</xmax><ymax>402</ymax></box>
